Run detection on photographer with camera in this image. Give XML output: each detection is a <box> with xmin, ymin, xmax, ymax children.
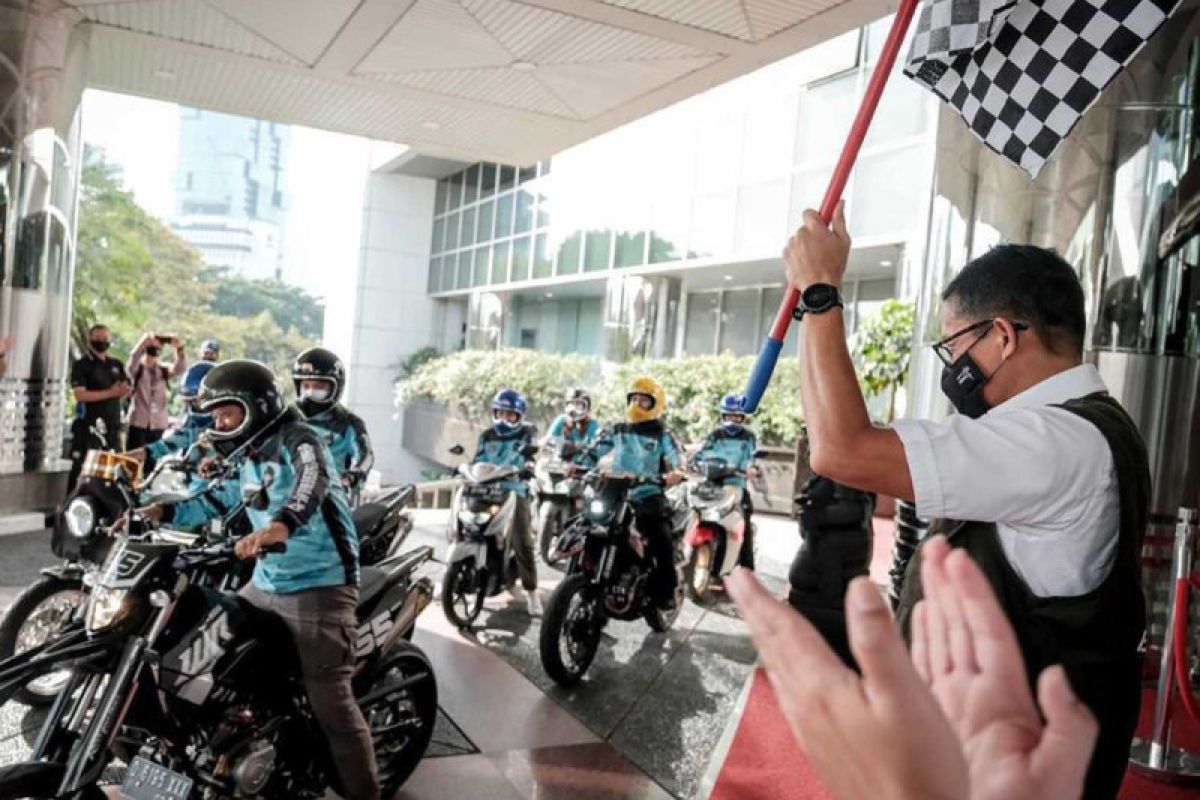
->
<box><xmin>126</xmin><ymin>332</ymin><xmax>187</xmax><ymax>449</ymax></box>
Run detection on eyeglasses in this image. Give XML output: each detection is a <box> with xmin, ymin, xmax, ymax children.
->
<box><xmin>929</xmin><ymin>318</ymin><xmax>1028</xmax><ymax>367</ymax></box>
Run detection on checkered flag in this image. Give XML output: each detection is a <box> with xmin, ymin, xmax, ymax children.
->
<box><xmin>905</xmin><ymin>0</ymin><xmax>1181</xmax><ymax>177</ymax></box>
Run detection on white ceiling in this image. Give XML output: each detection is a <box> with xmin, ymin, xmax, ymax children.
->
<box><xmin>71</xmin><ymin>0</ymin><xmax>890</xmax><ymax>165</ymax></box>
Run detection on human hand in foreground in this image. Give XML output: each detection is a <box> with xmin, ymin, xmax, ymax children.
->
<box><xmin>727</xmin><ymin>569</ymin><xmax>968</xmax><ymax>800</ymax></box>
<box><xmin>235</xmin><ymin>521</ymin><xmax>289</xmax><ymax>560</ymax></box>
<box><xmin>912</xmin><ymin>537</ymin><xmax>1097</xmax><ymax>800</ymax></box>
<box><xmin>783</xmin><ymin>200</ymin><xmax>851</xmax><ymax>291</ymax></box>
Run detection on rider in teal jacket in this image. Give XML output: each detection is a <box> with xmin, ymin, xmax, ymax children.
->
<box><xmin>689</xmin><ymin>393</ymin><xmax>760</xmax><ymax>569</ymax></box>
<box><xmin>544</xmin><ymin>388</ymin><xmax>599</xmax><ymax>463</ymax></box>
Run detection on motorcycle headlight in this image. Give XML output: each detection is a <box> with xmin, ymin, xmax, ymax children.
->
<box><xmin>457</xmin><ymin>510</ymin><xmax>492</xmax><ymax>526</ymax></box>
<box><xmin>588</xmin><ymin>500</ymin><xmax>606</xmax><ymax>516</ymax></box>
<box><xmin>65</xmin><ymin>498</ymin><xmax>96</xmax><ymax>539</ymax></box>
<box><xmin>85</xmin><ymin>585</ymin><xmax>130</xmax><ymax>633</ymax></box>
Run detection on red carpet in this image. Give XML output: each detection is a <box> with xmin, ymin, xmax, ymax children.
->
<box><xmin>712</xmin><ymin>672</ymin><xmax>1200</xmax><ymax>800</ymax></box>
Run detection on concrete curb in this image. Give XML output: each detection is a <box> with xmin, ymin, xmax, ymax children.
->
<box><xmin>0</xmin><ymin>512</ymin><xmax>47</xmax><ymax>537</ymax></box>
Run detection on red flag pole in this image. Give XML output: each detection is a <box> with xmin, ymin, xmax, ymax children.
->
<box><xmin>742</xmin><ymin>0</ymin><xmax>922</xmax><ymax>413</ymax></box>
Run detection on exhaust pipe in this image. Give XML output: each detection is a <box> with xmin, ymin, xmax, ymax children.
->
<box><xmin>380</xmin><ymin>578</ymin><xmax>433</xmax><ymax>653</ymax></box>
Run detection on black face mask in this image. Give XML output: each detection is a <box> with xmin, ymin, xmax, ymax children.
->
<box><xmin>90</xmin><ymin>339</ymin><xmax>110</xmax><ymax>353</ymax></box>
<box><xmin>145</xmin><ymin>346</ymin><xmax>161</xmax><ymax>357</ymax></box>
<box><xmin>940</xmin><ymin>352</ymin><xmax>991</xmax><ymax>419</ymax></box>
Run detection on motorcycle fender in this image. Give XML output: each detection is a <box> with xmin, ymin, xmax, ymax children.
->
<box><xmin>686</xmin><ymin>522</ymin><xmax>718</xmax><ymax>548</ymax></box>
<box><xmin>0</xmin><ymin>760</ymin><xmax>66</xmax><ymax>799</ymax></box>
<box><xmin>39</xmin><ymin>563</ymin><xmax>86</xmax><ymax>582</ymax></box>
<box><xmin>446</xmin><ymin>541</ymin><xmax>486</xmax><ymax>567</ymax></box>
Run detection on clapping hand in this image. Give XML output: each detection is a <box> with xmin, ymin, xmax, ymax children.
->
<box><xmin>911</xmin><ymin>537</ymin><xmax>1097</xmax><ymax>800</ymax></box>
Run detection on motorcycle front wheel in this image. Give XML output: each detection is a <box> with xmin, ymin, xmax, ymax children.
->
<box><xmin>539</xmin><ymin>574</ymin><xmax>603</xmax><ymax>687</ymax></box>
<box><xmin>0</xmin><ymin>576</ymin><xmax>85</xmax><ymax>707</ymax></box>
<box><xmin>360</xmin><ymin>641</ymin><xmax>438</xmax><ymax>795</ymax></box>
<box><xmin>685</xmin><ymin>543</ymin><xmax>714</xmax><ymax>603</ymax></box>
<box><xmin>441</xmin><ymin>561</ymin><xmax>485</xmax><ymax>629</ymax></box>
<box><xmin>537</xmin><ymin>503</ymin><xmax>565</xmax><ymax>569</ymax></box>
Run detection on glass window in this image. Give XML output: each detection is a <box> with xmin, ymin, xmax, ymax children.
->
<box><xmin>539</xmin><ymin>159</ymin><xmax>552</xmax><ymax>177</ymax></box>
<box><xmin>795</xmin><ymin>72</ymin><xmax>859</xmax><ymax>166</ymax></box>
<box><xmin>476</xmin><ymin>200</ymin><xmax>494</xmax><ymax>243</ymax></box>
<box><xmin>480</xmin><ymin>163</ymin><xmax>497</xmax><ymax>197</ymax></box>
<box><xmin>760</xmin><ymin>286</ymin><xmax>800</xmax><ymax>354</ymax></box>
<box><xmin>741</xmin><ymin>99</ymin><xmax>798</xmax><ymax>184</ymax></box>
<box><xmin>649</xmin><ymin>195</ymin><xmax>690</xmax><ymax>263</ymax></box>
<box><xmin>864</xmin><ymin>73</ymin><xmax>930</xmax><ymax>146</ymax></box>
<box><xmin>473</xmin><ymin>245</ymin><xmax>489</xmax><ymax>286</ymax></box>
<box><xmin>614</xmin><ymin>231</ymin><xmax>646</xmax><ymax>268</ymax></box>
<box><xmin>460</xmin><ymin>206</ymin><xmax>476</xmax><ymax>247</ymax></box>
<box><xmin>557</xmin><ymin>231</ymin><xmax>582</xmax><ymax>275</ymax></box>
<box><xmin>496</xmin><ymin>193</ymin><xmax>515</xmax><ymax>238</ymax></box>
<box><xmin>851</xmin><ymin>144</ymin><xmax>928</xmax><ymax>239</ymax></box>
<box><xmin>735</xmin><ymin>178</ymin><xmax>788</xmax><ymax>255</ymax></box>
<box><xmin>684</xmin><ymin>292</ymin><xmax>720</xmax><ymax>355</ymax></box>
<box><xmin>431</xmin><ymin>217</ymin><xmax>446</xmax><ymax>254</ymax></box>
<box><xmin>789</xmin><ymin>164</ymin><xmax>835</xmax><ymax>230</ymax></box>
<box><xmin>491</xmin><ymin>240</ymin><xmax>511</xmax><ymax>284</ymax></box>
<box><xmin>464</xmin><ymin>164</ymin><xmax>480</xmax><ymax>204</ymax></box>
<box><xmin>447</xmin><ymin>170</ymin><xmax>464</xmax><ymax>211</ymax></box>
<box><xmin>864</xmin><ymin>16</ymin><xmax>891</xmax><ymax>65</ymax></box>
<box><xmin>443</xmin><ymin>212</ymin><xmax>461</xmax><ymax>252</ymax></box>
<box><xmin>498</xmin><ymin>165</ymin><xmax>516</xmax><ymax>192</ymax></box>
<box><xmin>533</xmin><ymin>233</ymin><xmax>553</xmax><ymax>278</ymax></box>
<box><xmin>690</xmin><ymin>191</ymin><xmax>736</xmax><ymax>259</ymax></box>
<box><xmin>719</xmin><ymin>289</ymin><xmax>761</xmax><ymax>355</ymax></box>
<box><xmin>519</xmin><ymin>165</ymin><xmax>536</xmax><ymax>184</ymax></box>
<box><xmin>584</xmin><ymin>230</ymin><xmax>611</xmax><ymax>272</ymax></box>
<box><xmin>511</xmin><ymin>236</ymin><xmax>531</xmax><ymax>281</ymax></box>
<box><xmin>435</xmin><ymin>180</ymin><xmax>449</xmax><ymax>215</ymax></box>
<box><xmin>456</xmin><ymin>250</ymin><xmax>471</xmax><ymax>289</ymax></box>
<box><xmin>695</xmin><ymin>115</ymin><xmax>743</xmax><ymax>193</ymax></box>
<box><xmin>441</xmin><ymin>256</ymin><xmax>457</xmax><ymax>292</ymax></box>
<box><xmin>515</xmin><ymin>189</ymin><xmax>534</xmax><ymax>234</ymax></box>
<box><xmin>536</xmin><ymin>187</ymin><xmax>550</xmax><ymax>228</ymax></box>
<box><xmin>428</xmin><ymin>256</ymin><xmax>441</xmax><ymax>293</ymax></box>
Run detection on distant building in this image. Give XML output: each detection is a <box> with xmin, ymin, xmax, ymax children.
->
<box><xmin>173</xmin><ymin>108</ymin><xmax>288</xmax><ymax>282</ymax></box>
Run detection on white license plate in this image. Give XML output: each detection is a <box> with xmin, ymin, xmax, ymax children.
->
<box><xmin>121</xmin><ymin>756</ymin><xmax>193</xmax><ymax>800</ymax></box>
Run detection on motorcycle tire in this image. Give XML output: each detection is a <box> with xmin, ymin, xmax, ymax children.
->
<box><xmin>358</xmin><ymin>641</ymin><xmax>438</xmax><ymax>795</ymax></box>
<box><xmin>539</xmin><ymin>574</ymin><xmax>602</xmax><ymax>687</ymax></box>
<box><xmin>0</xmin><ymin>576</ymin><xmax>85</xmax><ymax>707</ymax></box>
<box><xmin>441</xmin><ymin>561</ymin><xmax>484</xmax><ymax>629</ymax></box>
<box><xmin>685</xmin><ymin>543</ymin><xmax>714</xmax><ymax>603</ymax></box>
<box><xmin>537</xmin><ymin>504</ymin><xmax>564</xmax><ymax>569</ymax></box>
<box><xmin>645</xmin><ymin>567</ymin><xmax>686</xmax><ymax>633</ymax></box>
<box><xmin>0</xmin><ymin>761</ymin><xmax>105</xmax><ymax>800</ymax></box>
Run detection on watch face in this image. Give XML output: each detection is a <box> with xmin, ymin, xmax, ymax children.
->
<box><xmin>803</xmin><ymin>284</ymin><xmax>837</xmax><ymax>309</ymax></box>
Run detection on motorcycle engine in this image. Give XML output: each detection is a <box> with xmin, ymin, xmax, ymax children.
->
<box><xmin>605</xmin><ymin>569</ymin><xmax>645</xmax><ymax>616</ymax></box>
<box><xmin>231</xmin><ymin>739</ymin><xmax>277</xmax><ymax>797</ymax></box>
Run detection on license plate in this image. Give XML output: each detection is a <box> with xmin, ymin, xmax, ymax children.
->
<box><xmin>121</xmin><ymin>757</ymin><xmax>193</xmax><ymax>800</ymax></box>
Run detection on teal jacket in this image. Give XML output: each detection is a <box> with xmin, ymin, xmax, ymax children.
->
<box><xmin>580</xmin><ymin>419</ymin><xmax>681</xmax><ymax>501</ymax></box>
<box><xmin>164</xmin><ymin>415</ymin><xmax>358</xmax><ymax>594</ymax></box>
<box><xmin>306</xmin><ymin>404</ymin><xmax>373</xmax><ymax>485</ymax></box>
<box><xmin>472</xmin><ymin>423</ymin><xmax>537</xmax><ymax>496</ymax></box>
<box><xmin>546</xmin><ymin>415</ymin><xmax>600</xmax><ymax>462</ymax></box>
<box><xmin>691</xmin><ymin>428</ymin><xmax>757</xmax><ymax>488</ymax></box>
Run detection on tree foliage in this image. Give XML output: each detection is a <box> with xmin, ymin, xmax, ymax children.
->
<box><xmin>851</xmin><ymin>298</ymin><xmax>917</xmax><ymax>423</ymax></box>
<box><xmin>398</xmin><ymin>348</ymin><xmax>804</xmax><ymax>446</ymax></box>
<box><xmin>73</xmin><ymin>147</ymin><xmax>318</xmax><ymax>381</ymax></box>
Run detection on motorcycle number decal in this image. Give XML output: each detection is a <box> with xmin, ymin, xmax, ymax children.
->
<box><xmin>356</xmin><ymin>612</ymin><xmax>392</xmax><ymax>658</ymax></box>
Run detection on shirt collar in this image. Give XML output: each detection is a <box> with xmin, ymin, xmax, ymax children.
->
<box><xmin>991</xmin><ymin>364</ymin><xmax>1108</xmax><ymax>415</ymax></box>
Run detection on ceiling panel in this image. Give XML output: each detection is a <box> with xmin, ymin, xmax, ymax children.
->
<box><xmin>377</xmin><ymin>68</ymin><xmax>579</xmax><ymax>118</ymax></box>
<box><xmin>205</xmin><ymin>0</ymin><xmax>360</xmax><ymax>65</ymax></box>
<box><xmin>355</xmin><ymin>0</ymin><xmax>515</xmax><ymax>74</ymax></box>
<box><xmin>537</xmin><ymin>56</ymin><xmax>720</xmax><ymax>118</ymax></box>
<box><xmin>598</xmin><ymin>0</ymin><xmax>754</xmax><ymax>41</ymax></box>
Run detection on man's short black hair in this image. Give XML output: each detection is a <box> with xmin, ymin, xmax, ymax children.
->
<box><xmin>87</xmin><ymin>324</ymin><xmax>108</xmax><ymax>335</ymax></box>
<box><xmin>943</xmin><ymin>244</ymin><xmax>1086</xmax><ymax>356</ymax></box>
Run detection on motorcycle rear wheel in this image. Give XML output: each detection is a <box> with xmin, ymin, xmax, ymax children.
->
<box><xmin>441</xmin><ymin>561</ymin><xmax>484</xmax><ymax>629</ymax></box>
<box><xmin>360</xmin><ymin>641</ymin><xmax>438</xmax><ymax>795</ymax></box>
<box><xmin>539</xmin><ymin>574</ymin><xmax>602</xmax><ymax>687</ymax></box>
<box><xmin>0</xmin><ymin>576</ymin><xmax>85</xmax><ymax>707</ymax></box>
<box><xmin>537</xmin><ymin>504</ymin><xmax>565</xmax><ymax>569</ymax></box>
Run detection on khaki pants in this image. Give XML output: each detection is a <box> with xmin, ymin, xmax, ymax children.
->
<box><xmin>509</xmin><ymin>495</ymin><xmax>537</xmax><ymax>591</ymax></box>
<box><xmin>240</xmin><ymin>583</ymin><xmax>379</xmax><ymax>800</ymax></box>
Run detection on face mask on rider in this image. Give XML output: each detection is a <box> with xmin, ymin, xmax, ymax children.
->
<box><xmin>90</xmin><ymin>339</ymin><xmax>110</xmax><ymax>353</ymax></box>
<box><xmin>300</xmin><ymin>386</ymin><xmax>331</xmax><ymax>402</ymax></box>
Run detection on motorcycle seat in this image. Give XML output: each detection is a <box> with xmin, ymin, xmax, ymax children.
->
<box><xmin>352</xmin><ymin>503</ymin><xmax>389</xmax><ymax>538</ymax></box>
<box><xmin>359</xmin><ymin>566</ymin><xmax>391</xmax><ymax>606</ymax></box>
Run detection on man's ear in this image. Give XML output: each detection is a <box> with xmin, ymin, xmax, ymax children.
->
<box><xmin>995</xmin><ymin>317</ymin><xmax>1021</xmax><ymax>359</ymax></box>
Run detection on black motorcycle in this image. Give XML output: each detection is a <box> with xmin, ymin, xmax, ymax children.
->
<box><xmin>0</xmin><ymin>453</ymin><xmax>416</xmax><ymax>706</ymax></box>
<box><xmin>0</xmin><ymin>527</ymin><xmax>438</xmax><ymax>800</ymax></box>
<box><xmin>533</xmin><ymin>440</ymin><xmax>585</xmax><ymax>569</ymax></box>
<box><xmin>538</xmin><ymin>472</ymin><xmax>686</xmax><ymax>686</ymax></box>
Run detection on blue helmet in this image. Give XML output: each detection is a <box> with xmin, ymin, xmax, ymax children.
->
<box><xmin>491</xmin><ymin>389</ymin><xmax>527</xmax><ymax>433</ymax></box>
<box><xmin>719</xmin><ymin>393</ymin><xmax>748</xmax><ymax>434</ymax></box>
<box><xmin>179</xmin><ymin>362</ymin><xmax>216</xmax><ymax>400</ymax></box>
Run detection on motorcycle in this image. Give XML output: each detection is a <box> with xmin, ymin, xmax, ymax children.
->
<box><xmin>440</xmin><ymin>449</ymin><xmax>536</xmax><ymax>629</ymax></box>
<box><xmin>538</xmin><ymin>471</ymin><xmax>687</xmax><ymax>687</ymax></box>
<box><xmin>682</xmin><ymin>457</ymin><xmax>752</xmax><ymax>602</ymax></box>
<box><xmin>0</xmin><ymin>450</ymin><xmax>232</xmax><ymax>708</ymax></box>
<box><xmin>533</xmin><ymin>439</ymin><xmax>585</xmax><ymax>568</ymax></box>
<box><xmin>0</xmin><ymin>522</ymin><xmax>439</xmax><ymax>800</ymax></box>
<box><xmin>353</xmin><ymin>484</ymin><xmax>417</xmax><ymax>566</ymax></box>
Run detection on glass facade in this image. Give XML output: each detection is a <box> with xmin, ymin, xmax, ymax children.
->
<box><xmin>427</xmin><ymin>16</ymin><xmax>935</xmax><ymax>299</ymax></box>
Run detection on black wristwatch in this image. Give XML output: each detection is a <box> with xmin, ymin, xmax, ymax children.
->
<box><xmin>792</xmin><ymin>283</ymin><xmax>844</xmax><ymax>321</ymax></box>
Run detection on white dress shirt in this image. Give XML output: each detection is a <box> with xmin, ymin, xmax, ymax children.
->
<box><xmin>892</xmin><ymin>364</ymin><xmax>1119</xmax><ymax>598</ymax></box>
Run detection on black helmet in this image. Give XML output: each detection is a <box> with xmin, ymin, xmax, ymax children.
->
<box><xmin>197</xmin><ymin>360</ymin><xmax>287</xmax><ymax>457</ymax></box>
<box><xmin>292</xmin><ymin>347</ymin><xmax>345</xmax><ymax>417</ymax></box>
<box><xmin>564</xmin><ymin>387</ymin><xmax>591</xmax><ymax>421</ymax></box>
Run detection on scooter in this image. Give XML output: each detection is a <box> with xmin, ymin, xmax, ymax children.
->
<box><xmin>682</xmin><ymin>457</ymin><xmax>752</xmax><ymax>602</ymax></box>
<box><xmin>533</xmin><ymin>439</ymin><xmax>585</xmax><ymax>568</ymax></box>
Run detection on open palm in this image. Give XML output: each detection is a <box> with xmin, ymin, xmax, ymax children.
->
<box><xmin>911</xmin><ymin>538</ymin><xmax>1098</xmax><ymax>800</ymax></box>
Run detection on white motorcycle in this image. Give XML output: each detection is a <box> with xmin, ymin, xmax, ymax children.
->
<box><xmin>682</xmin><ymin>456</ymin><xmax>754</xmax><ymax>602</ymax></box>
<box><xmin>441</xmin><ymin>448</ymin><xmax>536</xmax><ymax>628</ymax></box>
<box><xmin>534</xmin><ymin>438</ymin><xmax>586</xmax><ymax>568</ymax></box>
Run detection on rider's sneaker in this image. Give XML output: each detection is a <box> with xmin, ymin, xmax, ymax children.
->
<box><xmin>526</xmin><ymin>588</ymin><xmax>543</xmax><ymax>617</ymax></box>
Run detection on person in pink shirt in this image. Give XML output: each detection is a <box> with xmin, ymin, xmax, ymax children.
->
<box><xmin>125</xmin><ymin>332</ymin><xmax>187</xmax><ymax>448</ymax></box>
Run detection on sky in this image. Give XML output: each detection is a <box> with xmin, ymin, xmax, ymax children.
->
<box><xmin>79</xmin><ymin>89</ymin><xmax>399</xmax><ymax>309</ymax></box>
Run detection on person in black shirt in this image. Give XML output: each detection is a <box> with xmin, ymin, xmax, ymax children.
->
<box><xmin>68</xmin><ymin>324</ymin><xmax>131</xmax><ymax>490</ymax></box>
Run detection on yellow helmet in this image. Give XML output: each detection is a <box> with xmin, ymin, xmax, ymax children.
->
<box><xmin>626</xmin><ymin>376</ymin><xmax>666</xmax><ymax>423</ymax></box>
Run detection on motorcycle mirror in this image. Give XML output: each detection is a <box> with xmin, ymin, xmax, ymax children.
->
<box><xmin>448</xmin><ymin>444</ymin><xmax>465</xmax><ymax>456</ymax></box>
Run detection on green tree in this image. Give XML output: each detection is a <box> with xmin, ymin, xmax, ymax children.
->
<box><xmin>201</xmin><ymin>264</ymin><xmax>325</xmax><ymax>339</ymax></box>
<box><xmin>851</xmin><ymin>299</ymin><xmax>917</xmax><ymax>423</ymax></box>
<box><xmin>72</xmin><ymin>146</ymin><xmax>317</xmax><ymax>382</ymax></box>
